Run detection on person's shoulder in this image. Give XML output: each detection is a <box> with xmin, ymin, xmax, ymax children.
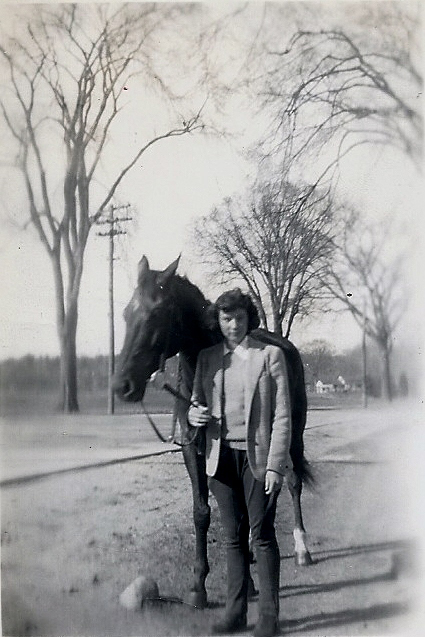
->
<box><xmin>198</xmin><ymin>342</ymin><xmax>223</xmax><ymax>358</ymax></box>
<box><xmin>266</xmin><ymin>344</ymin><xmax>285</xmax><ymax>362</ymax></box>
<box><xmin>247</xmin><ymin>335</ymin><xmax>266</xmax><ymax>350</ymax></box>
<box><xmin>248</xmin><ymin>335</ymin><xmax>283</xmax><ymax>357</ymax></box>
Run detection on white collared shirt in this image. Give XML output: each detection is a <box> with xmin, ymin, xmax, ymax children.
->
<box><xmin>223</xmin><ymin>335</ymin><xmax>250</xmax><ymax>361</ymax></box>
<box><xmin>221</xmin><ymin>336</ymin><xmax>248</xmax><ymax>447</ymax></box>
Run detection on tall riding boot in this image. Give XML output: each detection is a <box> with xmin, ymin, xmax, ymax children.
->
<box><xmin>212</xmin><ymin>544</ymin><xmax>249</xmax><ymax>635</ymax></box>
<box><xmin>254</xmin><ymin>539</ymin><xmax>280</xmax><ymax>637</ymax></box>
<box><xmin>225</xmin><ymin>542</ymin><xmax>250</xmax><ymax>621</ymax></box>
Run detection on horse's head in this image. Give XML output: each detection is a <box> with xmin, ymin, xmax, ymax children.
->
<box><xmin>114</xmin><ymin>255</ymin><xmax>181</xmax><ymax>402</ymax></box>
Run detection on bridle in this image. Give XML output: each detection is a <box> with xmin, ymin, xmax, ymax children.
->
<box><xmin>141</xmin><ymin>396</ymin><xmax>200</xmax><ymax>448</ymax></box>
<box><xmin>141</xmin><ymin>361</ymin><xmax>200</xmax><ymax>448</ymax></box>
<box><xmin>140</xmin><ymin>300</ymin><xmax>200</xmax><ymax>448</ymax></box>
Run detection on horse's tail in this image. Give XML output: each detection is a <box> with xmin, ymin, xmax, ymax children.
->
<box><xmin>251</xmin><ymin>327</ymin><xmax>314</xmax><ymax>486</ymax></box>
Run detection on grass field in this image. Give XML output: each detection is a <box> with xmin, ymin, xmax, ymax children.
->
<box><xmin>0</xmin><ymin>384</ymin><xmax>175</xmax><ymax>418</ymax></box>
<box><xmin>0</xmin><ymin>384</ymin><xmax>365</xmax><ymax>418</ymax></box>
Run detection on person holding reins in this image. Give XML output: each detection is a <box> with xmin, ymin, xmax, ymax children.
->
<box><xmin>188</xmin><ymin>289</ymin><xmax>292</xmax><ymax>637</ymax></box>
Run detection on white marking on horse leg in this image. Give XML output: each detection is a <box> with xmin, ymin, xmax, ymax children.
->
<box><xmin>293</xmin><ymin>528</ymin><xmax>308</xmax><ymax>554</ymax></box>
<box><xmin>293</xmin><ymin>528</ymin><xmax>313</xmax><ymax>565</ymax></box>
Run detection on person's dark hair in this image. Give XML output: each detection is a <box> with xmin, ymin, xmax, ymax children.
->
<box><xmin>207</xmin><ymin>288</ymin><xmax>260</xmax><ymax>333</ymax></box>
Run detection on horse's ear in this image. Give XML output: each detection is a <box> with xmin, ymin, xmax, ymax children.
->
<box><xmin>138</xmin><ymin>255</ymin><xmax>150</xmax><ymax>282</ymax></box>
<box><xmin>157</xmin><ymin>255</ymin><xmax>180</xmax><ymax>287</ymax></box>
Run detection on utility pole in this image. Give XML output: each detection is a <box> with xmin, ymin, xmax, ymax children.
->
<box><xmin>362</xmin><ymin>303</ymin><xmax>368</xmax><ymax>409</ymax></box>
<box><xmin>97</xmin><ymin>204</ymin><xmax>132</xmax><ymax>414</ymax></box>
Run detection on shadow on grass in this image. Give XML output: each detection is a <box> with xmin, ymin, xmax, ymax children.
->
<box><xmin>280</xmin><ymin>568</ymin><xmax>394</xmax><ymax>598</ymax></box>
<box><xmin>279</xmin><ymin>537</ymin><xmax>418</xmax><ymax>585</ymax></box>
<box><xmin>282</xmin><ymin>600</ymin><xmax>410</xmax><ymax>634</ymax></box>
<box><xmin>274</xmin><ymin>537</ymin><xmax>416</xmax><ymax>633</ymax></box>
<box><xmin>307</xmin><ymin>538</ymin><xmax>418</xmax><ymax>565</ymax></box>
<box><xmin>0</xmin><ymin>447</ymin><xmax>181</xmax><ymax>488</ymax></box>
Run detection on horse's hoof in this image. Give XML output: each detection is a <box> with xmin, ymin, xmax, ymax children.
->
<box><xmin>295</xmin><ymin>551</ymin><xmax>313</xmax><ymax>566</ymax></box>
<box><xmin>186</xmin><ymin>589</ymin><xmax>208</xmax><ymax>609</ymax></box>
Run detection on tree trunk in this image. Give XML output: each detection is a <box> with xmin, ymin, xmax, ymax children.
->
<box><xmin>380</xmin><ymin>343</ymin><xmax>393</xmax><ymax>402</ymax></box>
<box><xmin>58</xmin><ymin>303</ymin><xmax>79</xmax><ymax>413</ymax></box>
<box><xmin>273</xmin><ymin>322</ymin><xmax>283</xmax><ymax>338</ymax></box>
<box><xmin>272</xmin><ymin>309</ymin><xmax>283</xmax><ymax>338</ymax></box>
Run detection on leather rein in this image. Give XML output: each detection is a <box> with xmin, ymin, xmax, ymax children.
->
<box><xmin>141</xmin><ymin>304</ymin><xmax>200</xmax><ymax>448</ymax></box>
<box><xmin>141</xmin><ymin>374</ymin><xmax>200</xmax><ymax>448</ymax></box>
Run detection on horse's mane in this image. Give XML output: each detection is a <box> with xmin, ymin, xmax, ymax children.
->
<box><xmin>170</xmin><ymin>274</ymin><xmax>213</xmax><ymax>331</ymax></box>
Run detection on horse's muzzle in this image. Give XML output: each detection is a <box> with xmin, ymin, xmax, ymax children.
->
<box><xmin>113</xmin><ymin>376</ymin><xmax>146</xmax><ymax>402</ymax></box>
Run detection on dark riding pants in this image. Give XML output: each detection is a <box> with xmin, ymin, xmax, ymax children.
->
<box><xmin>209</xmin><ymin>445</ymin><xmax>280</xmax><ymax>621</ymax></box>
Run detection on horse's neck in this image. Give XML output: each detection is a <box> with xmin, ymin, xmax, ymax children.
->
<box><xmin>169</xmin><ymin>279</ymin><xmax>221</xmax><ymax>399</ymax></box>
<box><xmin>178</xmin><ymin>314</ymin><xmax>213</xmax><ymax>368</ymax></box>
<box><xmin>177</xmin><ymin>327</ymin><xmax>213</xmax><ymax>402</ymax></box>
<box><xmin>169</xmin><ymin>279</ymin><xmax>212</xmax><ymax>365</ymax></box>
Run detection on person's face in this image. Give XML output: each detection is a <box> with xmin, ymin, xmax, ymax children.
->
<box><xmin>218</xmin><ymin>308</ymin><xmax>249</xmax><ymax>348</ymax></box>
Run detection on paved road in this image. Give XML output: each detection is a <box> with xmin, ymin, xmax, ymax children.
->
<box><xmin>0</xmin><ymin>412</ymin><xmax>178</xmax><ymax>484</ymax></box>
<box><xmin>1</xmin><ymin>401</ymin><xmax>422</xmax><ymax>483</ymax></box>
<box><xmin>292</xmin><ymin>401</ymin><xmax>425</xmax><ymax>636</ymax></box>
<box><xmin>1</xmin><ymin>400</ymin><xmax>424</xmax><ymax>636</ymax></box>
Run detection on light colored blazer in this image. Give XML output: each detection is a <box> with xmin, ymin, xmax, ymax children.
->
<box><xmin>191</xmin><ymin>335</ymin><xmax>292</xmax><ymax>481</ymax></box>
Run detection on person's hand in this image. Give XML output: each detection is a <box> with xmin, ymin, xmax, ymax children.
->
<box><xmin>265</xmin><ymin>470</ymin><xmax>283</xmax><ymax>495</ymax></box>
<box><xmin>188</xmin><ymin>402</ymin><xmax>210</xmax><ymax>427</ymax></box>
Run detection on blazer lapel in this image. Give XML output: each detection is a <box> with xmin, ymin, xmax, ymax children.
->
<box><xmin>244</xmin><ymin>338</ymin><xmax>265</xmax><ymax>425</ymax></box>
<box><xmin>208</xmin><ymin>345</ymin><xmax>224</xmax><ymax>422</ymax></box>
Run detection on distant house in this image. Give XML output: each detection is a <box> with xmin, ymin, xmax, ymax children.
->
<box><xmin>335</xmin><ymin>375</ymin><xmax>350</xmax><ymax>392</ymax></box>
<box><xmin>315</xmin><ymin>380</ymin><xmax>335</xmax><ymax>394</ymax></box>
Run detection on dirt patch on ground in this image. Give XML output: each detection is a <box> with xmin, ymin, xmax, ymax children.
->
<box><xmin>1</xmin><ymin>409</ymin><xmax>423</xmax><ymax>636</ymax></box>
<box><xmin>2</xmin><ymin>452</ymin><xmax>228</xmax><ymax>636</ymax></box>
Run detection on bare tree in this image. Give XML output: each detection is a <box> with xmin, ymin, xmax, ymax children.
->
<box><xmin>1</xmin><ymin>4</ymin><xmax>204</xmax><ymax>411</ymax></box>
<box><xmin>302</xmin><ymin>339</ymin><xmax>337</xmax><ymax>386</ymax></box>
<box><xmin>257</xmin><ymin>3</ymin><xmax>422</xmax><ymax>173</ymax></box>
<box><xmin>324</xmin><ymin>210</ymin><xmax>408</xmax><ymax>401</ymax></box>
<box><xmin>192</xmin><ymin>177</ymin><xmax>337</xmax><ymax>338</ymax></box>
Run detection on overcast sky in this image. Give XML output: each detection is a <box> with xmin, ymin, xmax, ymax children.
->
<box><xmin>0</xmin><ymin>0</ymin><xmax>423</xmax><ymax>366</ymax></box>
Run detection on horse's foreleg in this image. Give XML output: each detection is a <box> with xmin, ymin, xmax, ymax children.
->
<box><xmin>287</xmin><ymin>470</ymin><xmax>313</xmax><ymax>566</ymax></box>
<box><xmin>182</xmin><ymin>443</ymin><xmax>210</xmax><ymax>608</ymax></box>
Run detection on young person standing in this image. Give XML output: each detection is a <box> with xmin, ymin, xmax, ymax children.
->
<box><xmin>188</xmin><ymin>289</ymin><xmax>292</xmax><ymax>637</ymax></box>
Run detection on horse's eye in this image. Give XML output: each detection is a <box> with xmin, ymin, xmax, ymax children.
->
<box><xmin>151</xmin><ymin>289</ymin><xmax>164</xmax><ymax>304</ymax></box>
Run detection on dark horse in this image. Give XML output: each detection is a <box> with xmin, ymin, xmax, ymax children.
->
<box><xmin>114</xmin><ymin>256</ymin><xmax>313</xmax><ymax>608</ymax></box>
